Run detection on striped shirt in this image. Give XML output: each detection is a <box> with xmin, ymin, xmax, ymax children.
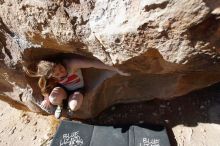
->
<box><xmin>58</xmin><ymin>68</ymin><xmax>84</xmax><ymax>91</ymax></box>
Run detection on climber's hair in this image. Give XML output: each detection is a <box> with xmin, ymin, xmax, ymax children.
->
<box><xmin>23</xmin><ymin>60</ymin><xmax>56</xmax><ymax>78</ymax></box>
<box><xmin>23</xmin><ymin>60</ymin><xmax>58</xmax><ymax>96</ymax></box>
<box><xmin>38</xmin><ymin>77</ymin><xmax>58</xmax><ymax>97</ymax></box>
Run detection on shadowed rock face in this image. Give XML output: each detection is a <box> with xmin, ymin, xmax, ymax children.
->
<box><xmin>0</xmin><ymin>0</ymin><xmax>220</xmax><ymax>119</ymax></box>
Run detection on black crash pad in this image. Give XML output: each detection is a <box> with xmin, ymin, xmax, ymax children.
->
<box><xmin>51</xmin><ymin>120</ymin><xmax>170</xmax><ymax>146</ymax></box>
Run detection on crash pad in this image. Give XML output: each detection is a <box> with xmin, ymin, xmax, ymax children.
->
<box><xmin>51</xmin><ymin>120</ymin><xmax>170</xmax><ymax>146</ymax></box>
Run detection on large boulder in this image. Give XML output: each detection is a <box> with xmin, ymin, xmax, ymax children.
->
<box><xmin>0</xmin><ymin>0</ymin><xmax>220</xmax><ymax>119</ymax></box>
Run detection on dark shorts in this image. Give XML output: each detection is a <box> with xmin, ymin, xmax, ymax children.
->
<box><xmin>57</xmin><ymin>84</ymin><xmax>85</xmax><ymax>109</ymax></box>
<box><xmin>57</xmin><ymin>84</ymin><xmax>85</xmax><ymax>96</ymax></box>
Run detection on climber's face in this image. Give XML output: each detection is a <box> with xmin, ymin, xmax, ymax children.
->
<box><xmin>52</xmin><ymin>64</ymin><xmax>67</xmax><ymax>81</ymax></box>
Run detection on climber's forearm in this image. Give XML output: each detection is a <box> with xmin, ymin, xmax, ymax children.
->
<box><xmin>68</xmin><ymin>58</ymin><xmax>130</xmax><ymax>76</ymax></box>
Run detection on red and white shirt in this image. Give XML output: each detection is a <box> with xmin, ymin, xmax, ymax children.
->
<box><xmin>58</xmin><ymin>68</ymin><xmax>84</xmax><ymax>91</ymax></box>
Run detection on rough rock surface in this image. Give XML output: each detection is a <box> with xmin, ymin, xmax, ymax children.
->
<box><xmin>0</xmin><ymin>0</ymin><xmax>220</xmax><ymax>119</ymax></box>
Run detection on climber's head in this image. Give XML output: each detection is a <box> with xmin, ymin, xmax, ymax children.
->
<box><xmin>37</xmin><ymin>60</ymin><xmax>67</xmax><ymax>81</ymax></box>
<box><xmin>51</xmin><ymin>63</ymin><xmax>68</xmax><ymax>81</ymax></box>
<box><xmin>23</xmin><ymin>60</ymin><xmax>67</xmax><ymax>97</ymax></box>
<box><xmin>36</xmin><ymin>60</ymin><xmax>67</xmax><ymax>96</ymax></box>
<box><xmin>36</xmin><ymin>60</ymin><xmax>56</xmax><ymax>78</ymax></box>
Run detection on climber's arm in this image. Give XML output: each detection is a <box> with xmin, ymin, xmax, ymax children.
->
<box><xmin>66</xmin><ymin>58</ymin><xmax>130</xmax><ymax>76</ymax></box>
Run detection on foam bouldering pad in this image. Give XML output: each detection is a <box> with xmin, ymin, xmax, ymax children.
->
<box><xmin>51</xmin><ymin>120</ymin><xmax>171</xmax><ymax>146</ymax></box>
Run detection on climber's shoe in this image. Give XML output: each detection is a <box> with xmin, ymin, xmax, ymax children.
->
<box><xmin>39</xmin><ymin>100</ymin><xmax>55</xmax><ymax>114</ymax></box>
<box><xmin>54</xmin><ymin>105</ymin><xmax>63</xmax><ymax>119</ymax></box>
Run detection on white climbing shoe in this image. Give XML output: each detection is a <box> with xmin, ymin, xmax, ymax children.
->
<box><xmin>54</xmin><ymin>105</ymin><xmax>63</xmax><ymax>119</ymax></box>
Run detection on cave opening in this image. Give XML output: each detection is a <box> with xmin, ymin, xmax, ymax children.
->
<box><xmin>21</xmin><ymin>47</ymin><xmax>116</xmax><ymax>116</ymax></box>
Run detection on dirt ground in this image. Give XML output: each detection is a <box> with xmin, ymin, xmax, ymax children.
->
<box><xmin>0</xmin><ymin>101</ymin><xmax>59</xmax><ymax>146</ymax></box>
<box><xmin>0</xmin><ymin>82</ymin><xmax>220</xmax><ymax>146</ymax></box>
